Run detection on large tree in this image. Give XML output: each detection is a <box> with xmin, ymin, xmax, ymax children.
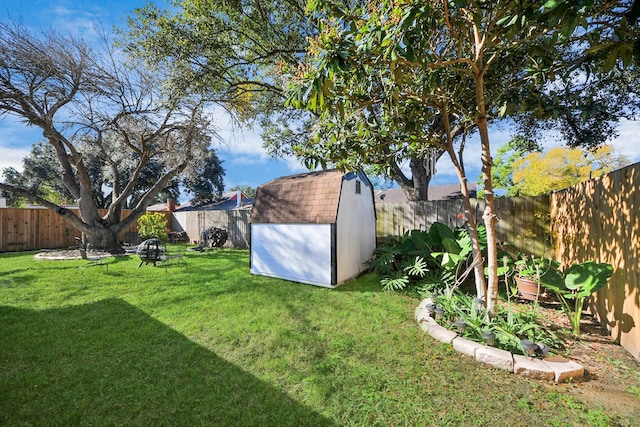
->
<box><xmin>0</xmin><ymin>22</ymin><xmax>222</xmax><ymax>252</ymax></box>
<box><xmin>1</xmin><ymin>139</ymin><xmax>225</xmax><ymax>209</ymax></box>
<box><xmin>123</xmin><ymin>0</ymin><xmax>455</xmax><ymax>200</ymax></box>
<box><xmin>123</xmin><ymin>0</ymin><xmax>311</xmax><ymax>116</ymax></box>
<box><xmin>1</xmin><ymin>142</ymin><xmax>77</xmax><ymax>207</ymax></box>
<box><xmin>288</xmin><ymin>0</ymin><xmax>636</xmax><ymax>310</ymax></box>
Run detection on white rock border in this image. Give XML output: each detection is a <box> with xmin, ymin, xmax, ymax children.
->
<box><xmin>415</xmin><ymin>298</ymin><xmax>584</xmax><ymax>383</ymax></box>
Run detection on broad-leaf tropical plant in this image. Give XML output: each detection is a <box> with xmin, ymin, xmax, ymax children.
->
<box><xmin>543</xmin><ymin>261</ymin><xmax>614</xmax><ymax>334</ymax></box>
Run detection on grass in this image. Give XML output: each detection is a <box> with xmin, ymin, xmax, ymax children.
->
<box><xmin>0</xmin><ymin>246</ymin><xmax>635</xmax><ymax>426</ymax></box>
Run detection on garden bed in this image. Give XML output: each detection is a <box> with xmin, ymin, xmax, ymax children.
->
<box><xmin>416</xmin><ymin>297</ymin><xmax>640</xmax><ymax>420</ymax></box>
<box><xmin>531</xmin><ymin>301</ymin><xmax>640</xmax><ymax>420</ymax></box>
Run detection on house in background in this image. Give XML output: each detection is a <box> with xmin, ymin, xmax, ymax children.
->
<box><xmin>250</xmin><ymin>170</ymin><xmax>376</xmax><ymax>288</ymax></box>
<box><xmin>173</xmin><ymin>191</ymin><xmax>253</xmax><ymax>212</ymax></box>
<box><xmin>168</xmin><ymin>191</ymin><xmax>252</xmax><ymax>236</ymax></box>
<box><xmin>146</xmin><ymin>198</ymin><xmax>179</xmax><ymax>212</ymax></box>
<box><xmin>374</xmin><ymin>183</ymin><xmax>477</xmax><ymax>203</ymax></box>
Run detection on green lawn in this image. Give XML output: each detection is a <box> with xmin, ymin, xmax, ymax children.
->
<box><xmin>0</xmin><ymin>247</ymin><xmax>629</xmax><ymax>426</ymax></box>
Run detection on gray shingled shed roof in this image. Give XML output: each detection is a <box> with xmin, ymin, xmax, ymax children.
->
<box><xmin>250</xmin><ymin>170</ymin><xmax>345</xmax><ymax>224</ymax></box>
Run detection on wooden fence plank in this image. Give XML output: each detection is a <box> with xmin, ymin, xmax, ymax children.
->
<box><xmin>369</xmin><ymin>197</ymin><xmax>548</xmax><ymax>257</ymax></box>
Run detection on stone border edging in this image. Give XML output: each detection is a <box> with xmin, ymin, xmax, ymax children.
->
<box><xmin>415</xmin><ymin>299</ymin><xmax>584</xmax><ymax>383</ymax></box>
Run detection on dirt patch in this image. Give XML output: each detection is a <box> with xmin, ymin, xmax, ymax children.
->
<box><xmin>533</xmin><ymin>301</ymin><xmax>640</xmax><ymax>422</ymax></box>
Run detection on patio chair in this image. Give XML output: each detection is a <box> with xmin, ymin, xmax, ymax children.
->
<box><xmin>76</xmin><ymin>237</ymin><xmax>108</xmax><ymax>272</ymax></box>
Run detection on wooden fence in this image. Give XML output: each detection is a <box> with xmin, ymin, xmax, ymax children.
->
<box><xmin>0</xmin><ymin>208</ymin><xmax>170</xmax><ymax>252</ymax></box>
<box><xmin>0</xmin><ymin>198</ymin><xmax>551</xmax><ymax>255</ymax></box>
<box><xmin>551</xmin><ymin>163</ymin><xmax>640</xmax><ymax>361</ymax></box>
<box><xmin>171</xmin><ymin>196</ymin><xmax>551</xmax><ymax>255</ymax></box>
<box><xmin>173</xmin><ymin>210</ymin><xmax>251</xmax><ymax>249</ymax></box>
<box><xmin>376</xmin><ymin>196</ymin><xmax>551</xmax><ymax>257</ymax></box>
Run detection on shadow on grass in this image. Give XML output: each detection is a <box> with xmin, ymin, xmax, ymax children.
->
<box><xmin>0</xmin><ymin>299</ymin><xmax>335</xmax><ymax>426</ymax></box>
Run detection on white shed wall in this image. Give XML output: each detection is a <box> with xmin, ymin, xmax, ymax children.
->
<box><xmin>336</xmin><ymin>178</ymin><xmax>377</xmax><ymax>283</ymax></box>
<box><xmin>250</xmin><ymin>224</ymin><xmax>333</xmax><ymax>287</ymax></box>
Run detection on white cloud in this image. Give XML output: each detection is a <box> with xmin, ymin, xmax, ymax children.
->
<box><xmin>0</xmin><ymin>116</ymin><xmax>43</xmax><ymax>173</ymax></box>
<box><xmin>610</xmin><ymin>118</ymin><xmax>640</xmax><ymax>163</ymax></box>
<box><xmin>211</xmin><ymin>107</ymin><xmax>307</xmax><ymax>175</ymax></box>
<box><xmin>51</xmin><ymin>10</ymin><xmax>102</xmax><ymax>40</ymax></box>
<box><xmin>0</xmin><ymin>146</ymin><xmax>30</xmax><ymax>172</ymax></box>
<box><xmin>2</xmin><ymin>0</ymin><xmax>145</xmax><ymax>45</ymax></box>
<box><xmin>405</xmin><ymin>124</ymin><xmax>515</xmax><ymax>186</ymax></box>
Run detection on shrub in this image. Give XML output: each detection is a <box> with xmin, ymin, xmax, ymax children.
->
<box><xmin>369</xmin><ymin>222</ymin><xmax>487</xmax><ymax>292</ymax></box>
<box><xmin>137</xmin><ymin>213</ymin><xmax>169</xmax><ymax>242</ymax></box>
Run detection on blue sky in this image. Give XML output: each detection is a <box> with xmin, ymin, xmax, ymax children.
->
<box><xmin>1</xmin><ymin>0</ymin><xmax>639</xmax><ymax>199</ymax></box>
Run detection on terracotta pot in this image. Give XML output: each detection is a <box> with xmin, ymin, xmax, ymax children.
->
<box><xmin>514</xmin><ymin>275</ymin><xmax>543</xmax><ymax>301</ymax></box>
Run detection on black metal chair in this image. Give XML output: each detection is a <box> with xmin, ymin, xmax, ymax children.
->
<box><xmin>76</xmin><ymin>237</ymin><xmax>108</xmax><ymax>272</ymax></box>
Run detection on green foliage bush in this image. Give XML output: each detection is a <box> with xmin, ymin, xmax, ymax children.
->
<box><xmin>543</xmin><ymin>261</ymin><xmax>613</xmax><ymax>334</ymax></box>
<box><xmin>373</xmin><ymin>222</ymin><xmax>562</xmax><ymax>355</ymax></box>
<box><xmin>369</xmin><ymin>222</ymin><xmax>486</xmax><ymax>292</ymax></box>
<box><xmin>137</xmin><ymin>213</ymin><xmax>168</xmax><ymax>242</ymax></box>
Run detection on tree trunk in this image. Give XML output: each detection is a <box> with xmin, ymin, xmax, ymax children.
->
<box><xmin>474</xmin><ymin>72</ymin><xmax>500</xmax><ymax>313</ymax></box>
<box><xmin>478</xmin><ymin>119</ymin><xmax>499</xmax><ymax>312</ymax></box>
<box><xmin>444</xmin><ymin>145</ymin><xmax>487</xmax><ymax>301</ymax></box>
<box><xmin>409</xmin><ymin>157</ymin><xmax>430</xmax><ymax>201</ymax></box>
<box><xmin>438</xmin><ymin>105</ymin><xmax>487</xmax><ymax>301</ymax></box>
<box><xmin>391</xmin><ymin>153</ymin><xmax>442</xmax><ymax>202</ymax></box>
<box><xmin>86</xmin><ymin>226</ymin><xmax>124</xmax><ymax>254</ymax></box>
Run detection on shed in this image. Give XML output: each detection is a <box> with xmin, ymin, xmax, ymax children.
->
<box><xmin>250</xmin><ymin>170</ymin><xmax>376</xmax><ymax>288</ymax></box>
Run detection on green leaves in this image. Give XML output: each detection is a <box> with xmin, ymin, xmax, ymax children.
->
<box><xmin>404</xmin><ymin>256</ymin><xmax>430</xmax><ymax>278</ymax></box>
<box><xmin>563</xmin><ymin>261</ymin><xmax>613</xmax><ymax>298</ymax></box>
<box><xmin>138</xmin><ymin>213</ymin><xmax>169</xmax><ymax>242</ymax></box>
<box><xmin>380</xmin><ymin>275</ymin><xmax>410</xmax><ymax>291</ymax></box>
<box><xmin>542</xmin><ymin>260</ymin><xmax>613</xmax><ymax>334</ymax></box>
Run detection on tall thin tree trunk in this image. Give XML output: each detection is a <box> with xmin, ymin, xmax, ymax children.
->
<box><xmin>446</xmin><ymin>147</ymin><xmax>487</xmax><ymax>301</ymax></box>
<box><xmin>440</xmin><ymin>105</ymin><xmax>487</xmax><ymax>301</ymax></box>
<box><xmin>475</xmin><ymin>73</ymin><xmax>500</xmax><ymax>313</ymax></box>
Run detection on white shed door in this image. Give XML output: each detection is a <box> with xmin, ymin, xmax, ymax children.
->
<box><xmin>250</xmin><ymin>224</ymin><xmax>333</xmax><ymax>287</ymax></box>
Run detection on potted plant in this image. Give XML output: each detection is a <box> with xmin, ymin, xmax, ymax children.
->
<box><xmin>543</xmin><ymin>261</ymin><xmax>613</xmax><ymax>334</ymax></box>
<box><xmin>513</xmin><ymin>255</ymin><xmax>562</xmax><ymax>302</ymax></box>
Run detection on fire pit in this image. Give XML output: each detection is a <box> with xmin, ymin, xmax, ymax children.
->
<box><xmin>136</xmin><ymin>238</ymin><xmax>166</xmax><ymax>267</ymax></box>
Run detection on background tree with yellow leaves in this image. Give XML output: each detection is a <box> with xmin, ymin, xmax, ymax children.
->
<box><xmin>512</xmin><ymin>145</ymin><xmax>630</xmax><ymax>196</ymax></box>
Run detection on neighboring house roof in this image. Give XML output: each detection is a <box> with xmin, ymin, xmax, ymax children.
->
<box><xmin>373</xmin><ymin>189</ymin><xmax>408</xmax><ymax>203</ymax></box>
<box><xmin>374</xmin><ymin>183</ymin><xmax>477</xmax><ymax>203</ymax></box>
<box><xmin>147</xmin><ymin>199</ymin><xmax>179</xmax><ymax>212</ymax></box>
<box><xmin>146</xmin><ymin>203</ymin><xmax>171</xmax><ymax>211</ymax></box>
<box><xmin>175</xmin><ymin>192</ymin><xmax>252</xmax><ymax>212</ymax></box>
<box><xmin>251</xmin><ymin>170</ymin><xmax>347</xmax><ymax>224</ymax></box>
